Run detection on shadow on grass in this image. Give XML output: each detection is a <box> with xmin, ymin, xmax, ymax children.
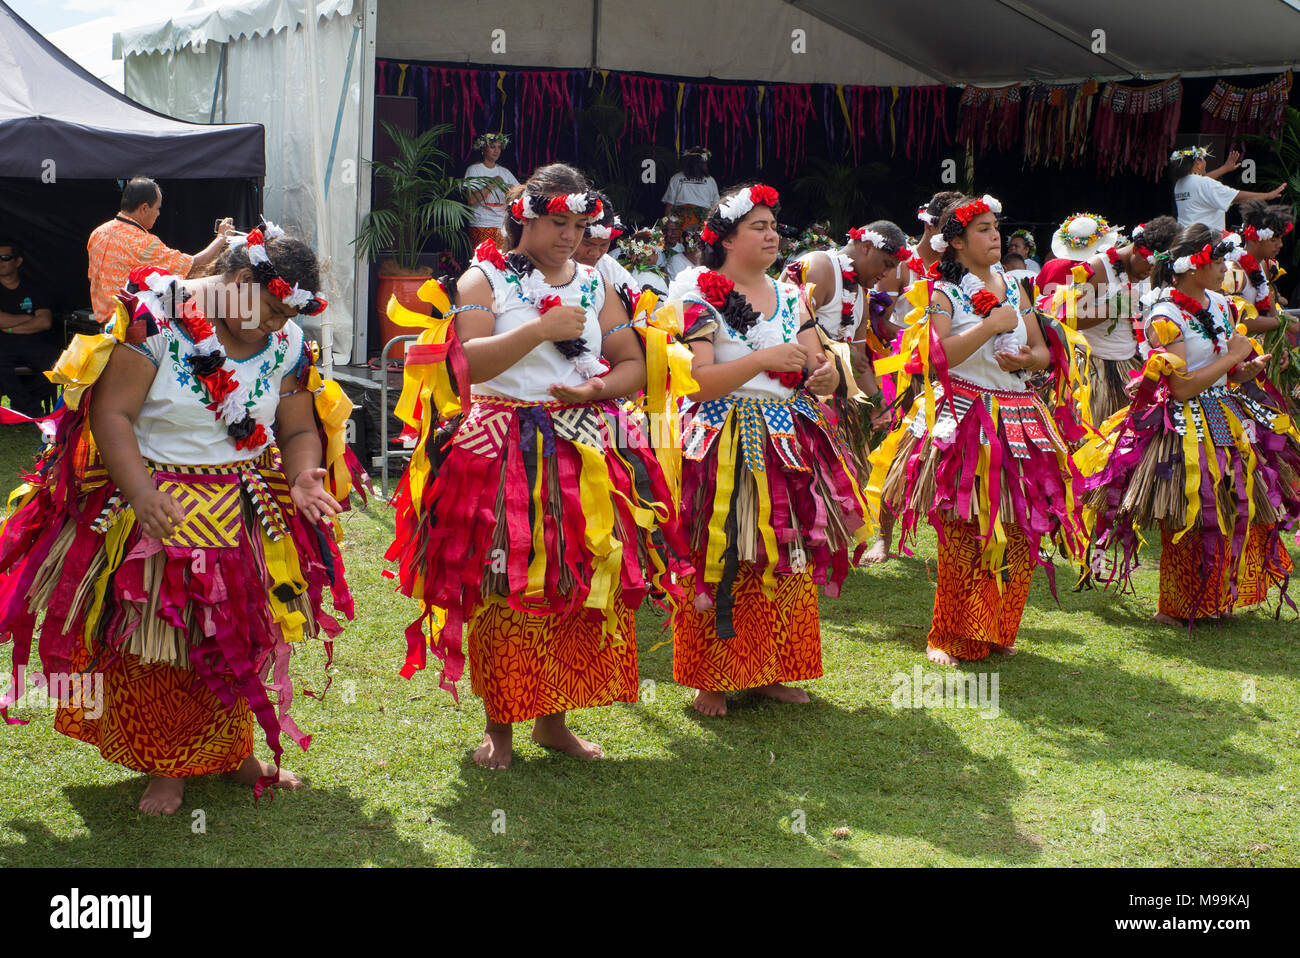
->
<box><xmin>1</xmin><ymin>781</ymin><xmax>438</xmax><ymax>867</ymax></box>
<box><xmin>425</xmin><ymin>662</ymin><xmax>1041</xmax><ymax>867</ymax></box>
<box><xmin>970</xmin><ymin>650</ymin><xmax>1273</xmax><ymax>777</ymax></box>
<box><xmin>1057</xmin><ymin>561</ymin><xmax>1300</xmax><ymax>677</ymax></box>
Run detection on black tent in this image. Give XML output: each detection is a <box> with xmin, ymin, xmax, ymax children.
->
<box><xmin>0</xmin><ymin>0</ymin><xmax>265</xmax><ymax>316</ymax></box>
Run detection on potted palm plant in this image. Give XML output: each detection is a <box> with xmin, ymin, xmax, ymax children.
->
<box><xmin>354</xmin><ymin>120</ymin><xmax>494</xmax><ymax>353</ymax></box>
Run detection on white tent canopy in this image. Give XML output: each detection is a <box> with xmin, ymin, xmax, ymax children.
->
<box><xmin>115</xmin><ymin>0</ymin><xmax>1300</xmax><ymax>363</ymax></box>
<box><xmin>118</xmin><ymin>0</ymin><xmax>363</xmax><ymax>366</ymax></box>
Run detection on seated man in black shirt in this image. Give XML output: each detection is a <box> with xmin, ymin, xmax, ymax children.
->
<box><xmin>0</xmin><ymin>239</ymin><xmax>59</xmax><ymax>418</ymax></box>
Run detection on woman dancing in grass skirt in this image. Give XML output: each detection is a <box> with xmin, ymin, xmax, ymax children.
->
<box><xmin>866</xmin><ymin>194</ymin><xmax>1088</xmax><ymax>664</ymax></box>
<box><xmin>1077</xmin><ymin>223</ymin><xmax>1300</xmax><ymax>626</ymax></box>
<box><xmin>0</xmin><ymin>227</ymin><xmax>361</xmax><ymax>814</ymax></box>
<box><xmin>670</xmin><ymin>183</ymin><xmax>871</xmax><ymax>715</ymax></box>
<box><xmin>386</xmin><ymin>163</ymin><xmax>688</xmax><ymax>768</ymax></box>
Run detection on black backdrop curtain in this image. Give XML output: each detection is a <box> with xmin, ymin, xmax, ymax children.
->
<box><xmin>0</xmin><ymin>177</ymin><xmax>261</xmax><ymax>317</ymax></box>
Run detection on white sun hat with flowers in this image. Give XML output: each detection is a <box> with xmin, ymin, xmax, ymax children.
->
<box><xmin>1051</xmin><ymin>212</ymin><xmax>1120</xmax><ymax>262</ymax></box>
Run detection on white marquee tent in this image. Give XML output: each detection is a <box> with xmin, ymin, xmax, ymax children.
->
<box><xmin>115</xmin><ymin>0</ymin><xmax>1300</xmax><ymax>364</ymax></box>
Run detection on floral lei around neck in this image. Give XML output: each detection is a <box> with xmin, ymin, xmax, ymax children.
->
<box><xmin>829</xmin><ymin>250</ymin><xmax>862</xmax><ymax>340</ymax></box>
<box><xmin>1168</xmin><ymin>288</ymin><xmax>1226</xmax><ymax>352</ymax></box>
<box><xmin>1232</xmin><ymin>248</ymin><xmax>1272</xmax><ymax>310</ymax></box>
<box><xmin>696</xmin><ymin>268</ymin><xmax>804</xmax><ymax>387</ymax></box>
<box><xmin>124</xmin><ymin>267</ymin><xmax>276</xmax><ymax>452</ymax></box>
<box><xmin>779</xmin><ymin>248</ymin><xmax>860</xmax><ymax>342</ymax></box>
<box><xmin>474</xmin><ymin>240</ymin><xmax>608</xmax><ymax>379</ymax></box>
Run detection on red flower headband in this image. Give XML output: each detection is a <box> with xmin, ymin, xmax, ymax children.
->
<box><xmin>847</xmin><ymin>226</ymin><xmax>909</xmax><ymax>260</ymax></box>
<box><xmin>1172</xmin><ymin>244</ymin><xmax>1215</xmax><ymax>274</ymax></box>
<box><xmin>699</xmin><ymin>184</ymin><xmax>780</xmax><ymax>246</ymax></box>
<box><xmin>228</xmin><ymin>223</ymin><xmax>328</xmax><ymax>316</ymax></box>
<box><xmin>954</xmin><ymin>194</ymin><xmax>1003</xmax><ymax>227</ymax></box>
<box><xmin>510</xmin><ymin>191</ymin><xmax>604</xmax><ymax>221</ymax></box>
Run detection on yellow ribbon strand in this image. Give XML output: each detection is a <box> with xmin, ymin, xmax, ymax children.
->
<box><xmin>262</xmin><ymin>530</ymin><xmax>309</xmax><ymax>644</ymax></box>
<box><xmin>703</xmin><ymin>409</ymin><xmax>738</xmax><ymax>583</ymax></box>
<box><xmin>1174</xmin><ymin>399</ymin><xmax>1203</xmax><ymax>544</ymax></box>
<box><xmin>525</xmin><ymin>438</ymin><xmax>547</xmax><ymax>598</ymax></box>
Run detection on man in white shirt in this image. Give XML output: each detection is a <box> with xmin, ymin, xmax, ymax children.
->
<box><xmin>1170</xmin><ymin>146</ymin><xmax>1284</xmax><ymax>232</ymax></box>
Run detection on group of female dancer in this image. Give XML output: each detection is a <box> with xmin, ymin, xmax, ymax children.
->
<box><xmin>0</xmin><ymin>160</ymin><xmax>1295</xmax><ymax>812</ymax></box>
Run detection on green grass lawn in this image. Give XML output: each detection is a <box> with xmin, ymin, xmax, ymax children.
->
<box><xmin>1</xmin><ymin>420</ymin><xmax>1297</xmax><ymax>867</ymax></box>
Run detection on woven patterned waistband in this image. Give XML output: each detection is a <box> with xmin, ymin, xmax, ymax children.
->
<box><xmin>145</xmin><ymin>446</ymin><xmax>279</xmax><ymax>476</ymax></box>
<box><xmin>949</xmin><ymin>376</ymin><xmax>1039</xmax><ymax>404</ymax></box>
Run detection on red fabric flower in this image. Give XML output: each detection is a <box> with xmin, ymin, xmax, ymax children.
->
<box><xmin>246</xmin><ymin>228</ymin><xmax>265</xmax><ymax>247</ymax></box>
<box><xmin>1285</xmin><ymin>222</ymin><xmax>1295</xmax><ymax>236</ymax></box>
<box><xmin>841</xmin><ymin>298</ymin><xmax>855</xmax><ymax>317</ymax></box>
<box><xmin>841</xmin><ymin>268</ymin><xmax>859</xmax><ymax>287</ymax></box>
<box><xmin>1256</xmin><ymin>297</ymin><xmax>1273</xmax><ymax>312</ymax></box>
<box><xmin>474</xmin><ymin>240</ymin><xmax>508</xmax><ymax>270</ymax></box>
<box><xmin>893</xmin><ymin>246</ymin><xmax>910</xmax><ymax>261</ymax></box>
<box><xmin>1134</xmin><ymin>244</ymin><xmax>1154</xmax><ymax>259</ymax></box>
<box><xmin>970</xmin><ymin>289</ymin><xmax>1000</xmax><ymax>317</ymax></box>
<box><xmin>177</xmin><ymin>296</ymin><xmax>201</xmax><ymax>321</ymax></box>
<box><xmin>509</xmin><ymin>197</ymin><xmax>526</xmax><ymax>220</ymax></box>
<box><xmin>235</xmin><ymin>423</ymin><xmax>268</xmax><ymax>452</ymax></box>
<box><xmin>925</xmin><ymin>261</ymin><xmax>942</xmax><ymax>280</ymax></box>
<box><xmin>1189</xmin><ymin>244</ymin><xmax>1213</xmax><ymax>268</ymax></box>
<box><xmin>750</xmin><ymin>184</ymin><xmax>780</xmax><ymax>208</ymax></box>
<box><xmin>955</xmin><ymin>199</ymin><xmax>989</xmax><ymax>226</ymax></box>
<box><xmin>848</xmin><ymin>227</ymin><xmax>865</xmax><ymax>242</ymax></box>
<box><xmin>1105</xmin><ymin>247</ymin><xmax>1122</xmax><ymax>265</ymax></box>
<box><xmin>767</xmin><ymin>369</ymin><xmax>803</xmax><ymax>388</ymax></box>
<box><xmin>1243</xmin><ymin>225</ymin><xmax>1258</xmax><ymax>241</ymax></box>
<box><xmin>1238</xmin><ymin>253</ymin><xmax>1260</xmax><ymax>272</ymax></box>
<box><xmin>700</xmin><ymin>225</ymin><xmax>719</xmax><ymax>245</ymax></box>
<box><xmin>267</xmin><ymin>277</ymin><xmax>293</xmax><ymax>299</ymax></box>
<box><xmin>906</xmin><ymin>256</ymin><xmax>926</xmax><ymax>276</ymax></box>
<box><xmin>697</xmin><ymin>270</ymin><xmax>734</xmax><ymax>309</ymax></box>
<box><xmin>127</xmin><ymin>265</ymin><xmax>169</xmax><ymax>287</ymax></box>
<box><xmin>202</xmin><ymin>366</ymin><xmax>240</xmax><ymax>405</ymax></box>
<box><xmin>537</xmin><ymin>295</ymin><xmax>561</xmax><ymax>313</ymax></box>
<box><xmin>546</xmin><ymin>195</ymin><xmax>569</xmax><ymax>214</ymax></box>
<box><xmin>589</xmin><ymin>198</ymin><xmax>604</xmax><ymax>218</ymax></box>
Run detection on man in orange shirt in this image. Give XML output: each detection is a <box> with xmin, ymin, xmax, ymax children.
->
<box><xmin>87</xmin><ymin>177</ymin><xmax>234</xmax><ymax>321</ymax></box>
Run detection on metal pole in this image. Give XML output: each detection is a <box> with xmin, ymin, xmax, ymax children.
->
<box><xmin>378</xmin><ymin>334</ymin><xmax>418</xmax><ymax>498</ymax></box>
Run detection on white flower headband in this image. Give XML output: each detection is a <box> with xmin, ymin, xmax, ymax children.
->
<box><xmin>849</xmin><ymin>227</ymin><xmax>887</xmax><ymax>248</ymax></box>
<box><xmin>848</xmin><ymin>226</ymin><xmax>909</xmax><ymax>260</ymax></box>
<box><xmin>700</xmin><ymin>184</ymin><xmax>780</xmax><ymax>245</ymax></box>
<box><xmin>585</xmin><ymin>216</ymin><xmax>624</xmax><ymax>241</ymax></box>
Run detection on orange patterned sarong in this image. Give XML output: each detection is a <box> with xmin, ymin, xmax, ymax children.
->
<box><xmin>54</xmin><ymin>646</ymin><xmax>254</xmax><ymax>777</ymax></box>
<box><xmin>928</xmin><ymin>520</ymin><xmax>1034</xmax><ymax>661</ymax></box>
<box><xmin>466</xmin><ymin>226</ymin><xmax>505</xmax><ymax>251</ymax></box>
<box><xmin>1159</xmin><ymin>524</ymin><xmax>1293</xmax><ymax>618</ymax></box>
<box><xmin>467</xmin><ymin>595</ymin><xmax>638</xmax><ymax>724</ymax></box>
<box><xmin>672</xmin><ymin>566</ymin><xmax>822</xmax><ymax>691</ymax></box>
